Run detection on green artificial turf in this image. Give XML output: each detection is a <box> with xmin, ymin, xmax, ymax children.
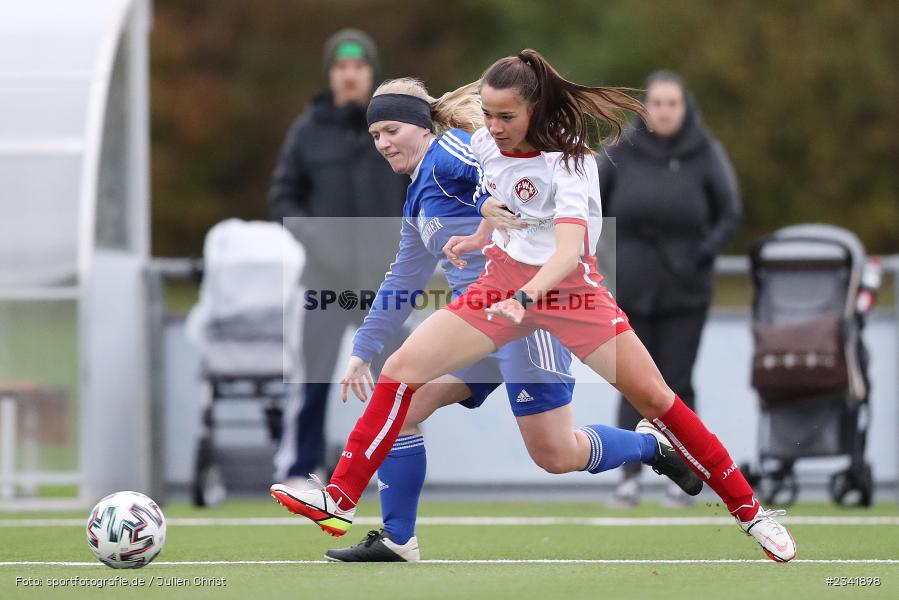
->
<box><xmin>1</xmin><ymin>499</ymin><xmax>897</xmax><ymax>599</ymax></box>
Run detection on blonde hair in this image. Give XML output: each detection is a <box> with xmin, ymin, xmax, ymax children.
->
<box><xmin>373</xmin><ymin>77</ymin><xmax>484</xmax><ymax>134</ymax></box>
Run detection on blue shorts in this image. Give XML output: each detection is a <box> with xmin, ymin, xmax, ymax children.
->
<box><xmin>452</xmin><ymin>329</ymin><xmax>575</xmax><ymax>417</ymax></box>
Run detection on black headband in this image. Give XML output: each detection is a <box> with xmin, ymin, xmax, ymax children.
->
<box><xmin>366</xmin><ymin>93</ymin><xmax>432</xmax><ymax>130</ymax></box>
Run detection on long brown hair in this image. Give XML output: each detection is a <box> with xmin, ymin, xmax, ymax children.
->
<box><xmin>481</xmin><ymin>49</ymin><xmax>647</xmax><ymax>170</ymax></box>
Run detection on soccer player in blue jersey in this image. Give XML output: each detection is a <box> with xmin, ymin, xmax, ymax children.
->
<box><xmin>272</xmin><ymin>78</ymin><xmax>702</xmax><ymax>562</ymax></box>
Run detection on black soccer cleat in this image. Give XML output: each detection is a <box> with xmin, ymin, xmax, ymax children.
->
<box><xmin>637</xmin><ymin>419</ymin><xmax>704</xmax><ymax>497</ymax></box>
<box><xmin>324</xmin><ymin>529</ymin><xmax>420</xmax><ymax>562</ymax></box>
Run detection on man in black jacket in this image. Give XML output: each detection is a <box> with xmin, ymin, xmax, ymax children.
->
<box><xmin>269</xmin><ymin>29</ymin><xmax>408</xmax><ymax>487</ymax></box>
<box><xmin>599</xmin><ymin>70</ymin><xmax>742</xmax><ymax>507</ymax></box>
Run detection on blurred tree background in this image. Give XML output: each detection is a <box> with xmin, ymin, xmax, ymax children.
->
<box><xmin>151</xmin><ymin>0</ymin><xmax>898</xmax><ymax>257</ymax></box>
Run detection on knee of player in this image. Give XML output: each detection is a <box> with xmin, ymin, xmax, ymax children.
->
<box><xmin>649</xmin><ymin>384</ymin><xmax>676</xmax><ymax>414</ymax></box>
<box><xmin>531</xmin><ymin>448</ymin><xmax>575</xmax><ymax>474</ymax></box>
<box><xmin>382</xmin><ymin>350</ymin><xmax>417</xmax><ymax>382</ymax></box>
<box><xmin>629</xmin><ymin>380</ymin><xmax>675</xmax><ymax>417</ymax></box>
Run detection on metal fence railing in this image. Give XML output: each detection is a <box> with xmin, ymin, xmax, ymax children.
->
<box><xmin>145</xmin><ymin>254</ymin><xmax>899</xmax><ymax>505</ymax></box>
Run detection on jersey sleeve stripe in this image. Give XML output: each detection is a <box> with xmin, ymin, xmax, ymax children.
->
<box><xmin>473</xmin><ymin>161</ymin><xmax>487</xmax><ymax>206</ymax></box>
<box><xmin>441</xmin><ymin>131</ymin><xmax>476</xmax><ymax>159</ymax></box>
<box><xmin>436</xmin><ymin>139</ymin><xmax>487</xmax><ymax>206</ymax></box>
<box><xmin>437</xmin><ymin>139</ymin><xmax>481</xmax><ymax>169</ymax></box>
<box><xmin>441</xmin><ymin>131</ymin><xmax>476</xmax><ymax>157</ymax></box>
<box><xmin>554</xmin><ymin>218</ymin><xmax>590</xmax><ymax>256</ymax></box>
<box><xmin>471</xmin><ymin>158</ymin><xmax>487</xmax><ymax>204</ymax></box>
<box><xmin>553</xmin><ymin>217</ymin><xmax>588</xmax><ymax>226</ymax></box>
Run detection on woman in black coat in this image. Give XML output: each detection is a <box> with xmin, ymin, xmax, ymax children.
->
<box><xmin>599</xmin><ymin>71</ymin><xmax>742</xmax><ymax>507</ymax></box>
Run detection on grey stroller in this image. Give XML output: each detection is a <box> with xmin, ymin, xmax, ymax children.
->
<box><xmin>186</xmin><ymin>219</ymin><xmax>305</xmax><ymax>506</ymax></box>
<box><xmin>743</xmin><ymin>224</ymin><xmax>880</xmax><ymax>507</ymax></box>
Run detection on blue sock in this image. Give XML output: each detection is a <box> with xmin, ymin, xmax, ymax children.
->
<box><xmin>578</xmin><ymin>425</ymin><xmax>658</xmax><ymax>474</ymax></box>
<box><xmin>377</xmin><ymin>434</ymin><xmax>426</xmax><ymax>545</ymax></box>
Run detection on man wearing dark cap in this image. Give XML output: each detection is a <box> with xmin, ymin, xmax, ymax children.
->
<box><xmin>269</xmin><ymin>28</ymin><xmax>407</xmax><ymax>489</ymax></box>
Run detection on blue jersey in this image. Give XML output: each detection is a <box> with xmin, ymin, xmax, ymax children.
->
<box><xmin>352</xmin><ymin>129</ymin><xmax>488</xmax><ymax>362</ymax></box>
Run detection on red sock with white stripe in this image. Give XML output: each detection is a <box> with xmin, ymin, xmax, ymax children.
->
<box><xmin>652</xmin><ymin>395</ymin><xmax>759</xmax><ymax>522</ymax></box>
<box><xmin>327</xmin><ymin>375</ymin><xmax>416</xmax><ymax>511</ymax></box>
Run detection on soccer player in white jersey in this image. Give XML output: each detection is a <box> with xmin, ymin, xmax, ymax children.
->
<box><xmin>286</xmin><ymin>78</ymin><xmax>701</xmax><ymax>562</ymax></box>
<box><xmin>272</xmin><ymin>49</ymin><xmax>797</xmax><ymax>563</ymax></box>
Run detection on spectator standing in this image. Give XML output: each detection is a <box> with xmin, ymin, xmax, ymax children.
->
<box><xmin>269</xmin><ymin>29</ymin><xmax>408</xmax><ymax>487</ymax></box>
<box><xmin>599</xmin><ymin>70</ymin><xmax>742</xmax><ymax>507</ymax></box>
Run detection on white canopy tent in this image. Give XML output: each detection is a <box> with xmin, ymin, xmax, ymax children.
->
<box><xmin>0</xmin><ymin>0</ymin><xmax>151</xmax><ymax>508</ymax></box>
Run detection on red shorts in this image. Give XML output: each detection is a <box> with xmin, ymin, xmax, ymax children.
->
<box><xmin>445</xmin><ymin>245</ymin><xmax>632</xmax><ymax>361</ymax></box>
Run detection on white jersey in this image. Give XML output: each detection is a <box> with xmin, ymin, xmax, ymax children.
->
<box><xmin>470</xmin><ymin>127</ymin><xmax>603</xmax><ymax>266</ymax></box>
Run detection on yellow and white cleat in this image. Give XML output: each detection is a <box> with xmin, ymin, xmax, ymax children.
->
<box><xmin>270</xmin><ymin>476</ymin><xmax>356</xmax><ymax>537</ymax></box>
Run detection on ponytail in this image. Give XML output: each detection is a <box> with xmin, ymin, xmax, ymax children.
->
<box><xmin>429</xmin><ymin>80</ymin><xmax>483</xmax><ymax>134</ymax></box>
<box><xmin>482</xmin><ymin>49</ymin><xmax>647</xmax><ymax>171</ymax></box>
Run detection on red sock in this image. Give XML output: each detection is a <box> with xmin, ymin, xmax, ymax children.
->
<box><xmin>327</xmin><ymin>375</ymin><xmax>416</xmax><ymax>510</ymax></box>
<box><xmin>653</xmin><ymin>396</ymin><xmax>759</xmax><ymax>521</ymax></box>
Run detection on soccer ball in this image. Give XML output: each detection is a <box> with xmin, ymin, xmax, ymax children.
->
<box><xmin>86</xmin><ymin>491</ymin><xmax>167</xmax><ymax>569</ymax></box>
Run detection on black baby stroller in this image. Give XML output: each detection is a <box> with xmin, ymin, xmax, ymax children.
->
<box><xmin>743</xmin><ymin>224</ymin><xmax>880</xmax><ymax>507</ymax></box>
<box><xmin>186</xmin><ymin>219</ymin><xmax>305</xmax><ymax>506</ymax></box>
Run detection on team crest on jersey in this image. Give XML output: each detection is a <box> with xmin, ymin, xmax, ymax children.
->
<box><xmin>514</xmin><ymin>178</ymin><xmax>538</xmax><ymax>203</ymax></box>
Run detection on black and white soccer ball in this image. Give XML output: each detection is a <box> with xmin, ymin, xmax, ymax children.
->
<box><xmin>86</xmin><ymin>491</ymin><xmax>167</xmax><ymax>569</ymax></box>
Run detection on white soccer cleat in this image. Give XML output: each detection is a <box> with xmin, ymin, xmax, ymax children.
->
<box><xmin>379</xmin><ymin>535</ymin><xmax>420</xmax><ymax>562</ymax></box>
<box><xmin>270</xmin><ymin>475</ymin><xmax>356</xmax><ymax>537</ymax></box>
<box><xmin>738</xmin><ymin>506</ymin><xmax>797</xmax><ymax>562</ymax></box>
<box><xmin>280</xmin><ymin>475</ymin><xmax>323</xmax><ymax>492</ymax></box>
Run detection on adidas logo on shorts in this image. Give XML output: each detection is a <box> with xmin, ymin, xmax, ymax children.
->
<box><xmin>516</xmin><ymin>389</ymin><xmax>534</xmax><ymax>403</ymax></box>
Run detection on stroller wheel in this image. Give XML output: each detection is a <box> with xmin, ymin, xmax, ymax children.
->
<box><xmin>264</xmin><ymin>404</ymin><xmax>284</xmax><ymax>442</ymax></box>
<box><xmin>859</xmin><ymin>462</ymin><xmax>875</xmax><ymax>506</ymax></box>
<box><xmin>831</xmin><ymin>463</ymin><xmax>874</xmax><ymax>507</ymax></box>
<box><xmin>759</xmin><ymin>472</ymin><xmax>799</xmax><ymax>507</ymax></box>
<box><xmin>829</xmin><ymin>470</ymin><xmax>848</xmax><ymax>505</ymax></box>
<box><xmin>192</xmin><ymin>438</ymin><xmax>227</xmax><ymax>507</ymax></box>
